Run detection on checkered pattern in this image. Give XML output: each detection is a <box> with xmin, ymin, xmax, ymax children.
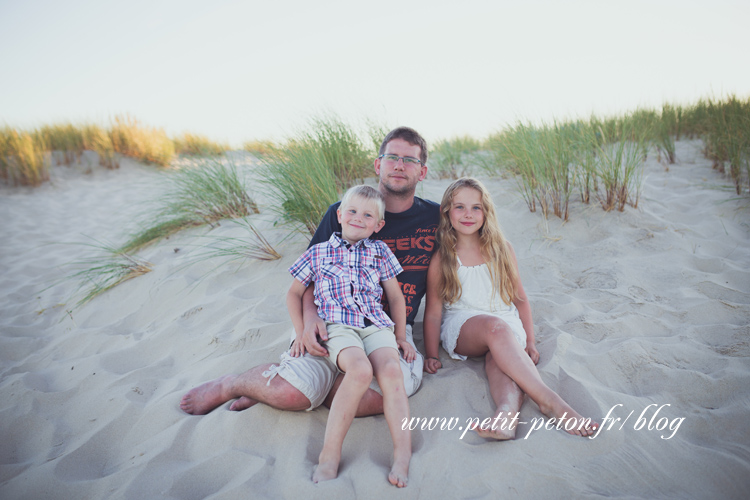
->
<box><xmin>289</xmin><ymin>233</ymin><xmax>402</xmax><ymax>328</ymax></box>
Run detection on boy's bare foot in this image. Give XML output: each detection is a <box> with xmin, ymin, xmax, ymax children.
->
<box><xmin>539</xmin><ymin>397</ymin><xmax>599</xmax><ymax>437</ymax></box>
<box><xmin>229</xmin><ymin>396</ymin><xmax>258</xmax><ymax>411</ymax></box>
<box><xmin>180</xmin><ymin>375</ymin><xmax>234</xmax><ymax>415</ymax></box>
<box><xmin>312</xmin><ymin>459</ymin><xmax>339</xmax><ymax>483</ymax></box>
<box><xmin>388</xmin><ymin>458</ymin><xmax>409</xmax><ymax>488</ymax></box>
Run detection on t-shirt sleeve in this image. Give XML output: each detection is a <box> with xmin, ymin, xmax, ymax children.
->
<box><xmin>288</xmin><ymin>248</ymin><xmax>315</xmax><ymax>286</ymax></box>
<box><xmin>377</xmin><ymin>242</ymin><xmax>403</xmax><ymax>281</ymax></box>
<box><xmin>309</xmin><ymin>202</ymin><xmax>342</xmax><ymax>248</ymax></box>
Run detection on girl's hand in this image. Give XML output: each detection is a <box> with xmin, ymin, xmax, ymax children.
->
<box><xmin>290</xmin><ymin>338</ymin><xmax>305</xmax><ymax>357</ymax></box>
<box><xmin>398</xmin><ymin>340</ymin><xmax>417</xmax><ymax>362</ymax></box>
<box><xmin>424</xmin><ymin>357</ymin><xmax>442</xmax><ymax>374</ymax></box>
<box><xmin>525</xmin><ymin>343</ymin><xmax>540</xmax><ymax>365</ymax></box>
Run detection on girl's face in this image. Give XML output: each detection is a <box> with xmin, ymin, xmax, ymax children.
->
<box><xmin>448</xmin><ymin>187</ymin><xmax>484</xmax><ymax>237</ymax></box>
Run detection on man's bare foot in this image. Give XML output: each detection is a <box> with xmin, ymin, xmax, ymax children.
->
<box><xmin>180</xmin><ymin>375</ymin><xmax>234</xmax><ymax>415</ymax></box>
<box><xmin>312</xmin><ymin>459</ymin><xmax>339</xmax><ymax>483</ymax></box>
<box><xmin>388</xmin><ymin>457</ymin><xmax>409</xmax><ymax>488</ymax></box>
<box><xmin>538</xmin><ymin>397</ymin><xmax>599</xmax><ymax>437</ymax></box>
<box><xmin>229</xmin><ymin>396</ymin><xmax>258</xmax><ymax>411</ymax></box>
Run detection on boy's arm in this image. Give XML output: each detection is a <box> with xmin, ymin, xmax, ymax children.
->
<box><xmin>286</xmin><ymin>279</ymin><xmax>308</xmax><ymax>356</ymax></box>
<box><xmin>508</xmin><ymin>243</ymin><xmax>539</xmax><ymax>365</ymax></box>
<box><xmin>423</xmin><ymin>252</ymin><xmax>444</xmax><ymax>374</ymax></box>
<box><xmin>301</xmin><ymin>283</ymin><xmax>329</xmax><ymax>356</ymax></box>
<box><xmin>381</xmin><ymin>277</ymin><xmax>415</xmax><ymax>362</ymax></box>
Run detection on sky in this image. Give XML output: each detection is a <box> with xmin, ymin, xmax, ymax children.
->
<box><xmin>1</xmin><ymin>0</ymin><xmax>748</xmax><ymax>147</ymax></box>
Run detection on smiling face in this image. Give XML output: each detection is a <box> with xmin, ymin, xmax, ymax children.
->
<box><xmin>336</xmin><ymin>195</ymin><xmax>385</xmax><ymax>245</ymax></box>
<box><xmin>374</xmin><ymin>138</ymin><xmax>428</xmax><ymax>197</ymax></box>
<box><xmin>448</xmin><ymin>187</ymin><xmax>484</xmax><ymax>238</ymax></box>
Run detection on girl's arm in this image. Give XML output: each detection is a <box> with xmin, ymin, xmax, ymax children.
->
<box><xmin>381</xmin><ymin>277</ymin><xmax>415</xmax><ymax>362</ymax></box>
<box><xmin>423</xmin><ymin>252</ymin><xmax>444</xmax><ymax>374</ymax></box>
<box><xmin>286</xmin><ymin>279</ymin><xmax>309</xmax><ymax>357</ymax></box>
<box><xmin>508</xmin><ymin>243</ymin><xmax>540</xmax><ymax>364</ymax></box>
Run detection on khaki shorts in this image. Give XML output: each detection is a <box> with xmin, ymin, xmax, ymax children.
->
<box><xmin>324</xmin><ymin>322</ymin><xmax>398</xmax><ymax>370</ymax></box>
<box><xmin>263</xmin><ymin>325</ymin><xmax>423</xmax><ymax>410</ymax></box>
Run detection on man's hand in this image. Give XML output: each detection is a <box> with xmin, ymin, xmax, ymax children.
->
<box><xmin>424</xmin><ymin>357</ymin><xmax>442</xmax><ymax>374</ymax></box>
<box><xmin>302</xmin><ymin>315</ymin><xmax>328</xmax><ymax>356</ymax></box>
<box><xmin>525</xmin><ymin>343</ymin><xmax>540</xmax><ymax>365</ymax></box>
<box><xmin>398</xmin><ymin>339</ymin><xmax>417</xmax><ymax>363</ymax></box>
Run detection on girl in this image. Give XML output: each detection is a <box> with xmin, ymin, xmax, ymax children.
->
<box><xmin>423</xmin><ymin>178</ymin><xmax>597</xmax><ymax>439</ymax></box>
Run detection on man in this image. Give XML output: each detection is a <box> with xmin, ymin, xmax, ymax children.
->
<box><xmin>180</xmin><ymin>127</ymin><xmax>440</xmax><ymax>417</ymax></box>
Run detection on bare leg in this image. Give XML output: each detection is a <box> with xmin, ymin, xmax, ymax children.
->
<box><xmin>323</xmin><ymin>375</ymin><xmax>385</xmax><ymax>417</ymax></box>
<box><xmin>455</xmin><ymin>316</ymin><xmax>598</xmax><ymax>437</ymax></box>
<box><xmin>476</xmin><ymin>351</ymin><xmax>525</xmax><ymax>440</ymax></box>
<box><xmin>180</xmin><ymin>363</ymin><xmax>310</xmax><ymax>415</ymax></box>
<box><xmin>313</xmin><ymin>347</ymin><xmax>372</xmax><ymax>483</ymax></box>
<box><xmin>369</xmin><ymin>348</ymin><xmax>411</xmax><ymax>488</ymax></box>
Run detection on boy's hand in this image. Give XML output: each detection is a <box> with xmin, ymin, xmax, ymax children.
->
<box><xmin>290</xmin><ymin>338</ymin><xmax>305</xmax><ymax>357</ymax></box>
<box><xmin>424</xmin><ymin>357</ymin><xmax>442</xmax><ymax>374</ymax></box>
<box><xmin>525</xmin><ymin>343</ymin><xmax>539</xmax><ymax>365</ymax></box>
<box><xmin>398</xmin><ymin>340</ymin><xmax>417</xmax><ymax>363</ymax></box>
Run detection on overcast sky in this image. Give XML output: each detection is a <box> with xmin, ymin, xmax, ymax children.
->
<box><xmin>1</xmin><ymin>0</ymin><xmax>747</xmax><ymax>146</ymax></box>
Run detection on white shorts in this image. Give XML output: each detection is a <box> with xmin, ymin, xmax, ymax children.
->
<box><xmin>441</xmin><ymin>308</ymin><xmax>526</xmax><ymax>361</ymax></box>
<box><xmin>263</xmin><ymin>325</ymin><xmax>423</xmax><ymax>410</ymax></box>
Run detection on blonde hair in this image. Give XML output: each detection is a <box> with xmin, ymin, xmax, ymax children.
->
<box><xmin>340</xmin><ymin>185</ymin><xmax>385</xmax><ymax>221</ymax></box>
<box><xmin>437</xmin><ymin>177</ymin><xmax>519</xmax><ymax>307</ymax></box>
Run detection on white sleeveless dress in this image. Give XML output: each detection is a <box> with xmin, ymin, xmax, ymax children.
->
<box><xmin>440</xmin><ymin>256</ymin><xmax>527</xmax><ymax>360</ymax></box>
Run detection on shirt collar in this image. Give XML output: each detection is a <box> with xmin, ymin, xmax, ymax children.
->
<box><xmin>329</xmin><ymin>232</ymin><xmax>373</xmax><ymax>249</ymax></box>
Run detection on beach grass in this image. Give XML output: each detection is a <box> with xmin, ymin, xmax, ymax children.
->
<box><xmin>64</xmin><ymin>241</ymin><xmax>153</xmax><ymax>307</ymax></box>
<box><xmin>242</xmin><ymin>140</ymin><xmax>278</xmax><ymax>157</ymax></box>
<box><xmin>173</xmin><ymin>133</ymin><xmax>229</xmax><ymax>156</ymax></box>
<box><xmin>0</xmin><ymin>128</ymin><xmax>50</xmax><ymax>186</ymax></box>
<box><xmin>260</xmin><ymin>115</ymin><xmax>371</xmax><ymax>235</ymax></box>
<box><xmin>430</xmin><ymin>136</ymin><xmax>482</xmax><ymax>179</ymax></box>
<box><xmin>109</xmin><ymin>115</ymin><xmax>175</xmax><ymax>167</ymax></box>
<box><xmin>119</xmin><ymin>157</ymin><xmax>258</xmax><ymax>253</ymax></box>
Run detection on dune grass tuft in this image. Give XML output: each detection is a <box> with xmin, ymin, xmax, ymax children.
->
<box><xmin>109</xmin><ymin>115</ymin><xmax>175</xmax><ymax>167</ymax></box>
<box><xmin>430</xmin><ymin>136</ymin><xmax>482</xmax><ymax>179</ymax></box>
<box><xmin>0</xmin><ymin>128</ymin><xmax>51</xmax><ymax>186</ymax></box>
<box><xmin>119</xmin><ymin>157</ymin><xmax>258</xmax><ymax>253</ymax></box>
<box><xmin>261</xmin><ymin>115</ymin><xmax>372</xmax><ymax>235</ymax></box>
<box><xmin>173</xmin><ymin>133</ymin><xmax>229</xmax><ymax>156</ymax></box>
<box><xmin>64</xmin><ymin>241</ymin><xmax>153</xmax><ymax>307</ymax></box>
<box><xmin>242</xmin><ymin>140</ymin><xmax>278</xmax><ymax>157</ymax></box>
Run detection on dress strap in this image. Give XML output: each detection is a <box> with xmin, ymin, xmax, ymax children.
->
<box><xmin>456</xmin><ymin>255</ymin><xmax>463</xmax><ymax>267</ymax></box>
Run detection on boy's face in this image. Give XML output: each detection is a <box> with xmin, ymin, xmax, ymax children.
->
<box><xmin>336</xmin><ymin>196</ymin><xmax>385</xmax><ymax>245</ymax></box>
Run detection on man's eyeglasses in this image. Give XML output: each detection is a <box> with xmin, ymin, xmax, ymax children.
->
<box><xmin>378</xmin><ymin>154</ymin><xmax>422</xmax><ymax>166</ymax></box>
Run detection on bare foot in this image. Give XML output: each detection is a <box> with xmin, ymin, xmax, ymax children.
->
<box><xmin>229</xmin><ymin>396</ymin><xmax>258</xmax><ymax>411</ymax></box>
<box><xmin>388</xmin><ymin>457</ymin><xmax>409</xmax><ymax>488</ymax></box>
<box><xmin>474</xmin><ymin>409</ymin><xmax>518</xmax><ymax>440</ymax></box>
<box><xmin>180</xmin><ymin>375</ymin><xmax>234</xmax><ymax>415</ymax></box>
<box><xmin>539</xmin><ymin>397</ymin><xmax>599</xmax><ymax>437</ymax></box>
<box><xmin>312</xmin><ymin>459</ymin><xmax>339</xmax><ymax>483</ymax></box>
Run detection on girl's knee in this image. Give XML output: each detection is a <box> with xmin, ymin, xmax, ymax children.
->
<box><xmin>485</xmin><ymin>318</ymin><xmax>513</xmax><ymax>341</ymax></box>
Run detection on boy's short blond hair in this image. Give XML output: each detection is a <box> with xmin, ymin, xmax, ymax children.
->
<box><xmin>340</xmin><ymin>185</ymin><xmax>385</xmax><ymax>221</ymax></box>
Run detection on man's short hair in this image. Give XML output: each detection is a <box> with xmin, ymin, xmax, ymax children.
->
<box><xmin>340</xmin><ymin>185</ymin><xmax>386</xmax><ymax>221</ymax></box>
<box><xmin>379</xmin><ymin>127</ymin><xmax>428</xmax><ymax>165</ymax></box>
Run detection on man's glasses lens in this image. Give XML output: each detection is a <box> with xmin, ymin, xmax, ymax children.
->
<box><xmin>383</xmin><ymin>154</ymin><xmax>420</xmax><ymax>165</ymax></box>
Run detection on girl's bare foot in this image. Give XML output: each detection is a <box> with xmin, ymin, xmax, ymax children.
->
<box><xmin>180</xmin><ymin>375</ymin><xmax>234</xmax><ymax>415</ymax></box>
<box><xmin>538</xmin><ymin>396</ymin><xmax>599</xmax><ymax>437</ymax></box>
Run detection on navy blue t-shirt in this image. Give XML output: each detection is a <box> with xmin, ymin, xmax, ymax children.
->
<box><xmin>309</xmin><ymin>196</ymin><xmax>440</xmax><ymax>325</ymax></box>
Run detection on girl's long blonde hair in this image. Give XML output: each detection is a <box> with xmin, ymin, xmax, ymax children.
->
<box><xmin>437</xmin><ymin>177</ymin><xmax>519</xmax><ymax>307</ymax></box>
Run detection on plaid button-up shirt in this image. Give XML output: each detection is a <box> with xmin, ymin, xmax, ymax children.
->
<box><xmin>289</xmin><ymin>233</ymin><xmax>403</xmax><ymax>329</ymax></box>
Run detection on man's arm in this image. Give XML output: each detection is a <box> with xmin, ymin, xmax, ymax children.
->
<box><xmin>381</xmin><ymin>277</ymin><xmax>415</xmax><ymax>362</ymax></box>
<box><xmin>286</xmin><ymin>279</ymin><xmax>308</xmax><ymax>356</ymax></box>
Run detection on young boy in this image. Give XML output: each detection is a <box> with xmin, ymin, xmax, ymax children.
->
<box><xmin>286</xmin><ymin>185</ymin><xmax>415</xmax><ymax>488</ymax></box>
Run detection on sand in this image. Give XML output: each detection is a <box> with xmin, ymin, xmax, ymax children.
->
<box><xmin>1</xmin><ymin>142</ymin><xmax>749</xmax><ymax>499</ymax></box>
